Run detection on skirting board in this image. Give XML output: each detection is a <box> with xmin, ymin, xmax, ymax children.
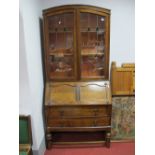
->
<box><xmin>112</xmin><ymin>139</ymin><xmax>135</xmax><ymax>143</ymax></box>
<box><xmin>33</xmin><ymin>137</ymin><xmax>46</xmax><ymax>155</ymax></box>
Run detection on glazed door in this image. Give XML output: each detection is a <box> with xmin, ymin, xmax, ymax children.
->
<box><xmin>78</xmin><ymin>10</ymin><xmax>110</xmax><ymax>80</ymax></box>
<box><xmin>44</xmin><ymin>10</ymin><xmax>77</xmax><ymax>80</ymax></box>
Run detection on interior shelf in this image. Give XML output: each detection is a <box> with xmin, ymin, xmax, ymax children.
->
<box><xmin>81</xmin><ymin>52</ymin><xmax>104</xmax><ymax>56</ymax></box>
<box><xmin>49</xmin><ymin>53</ymin><xmax>73</xmax><ymax>56</ymax></box>
<box><xmin>49</xmin><ymin>30</ymin><xmax>73</xmax><ymax>33</ymax></box>
<box><xmin>81</xmin><ymin>28</ymin><xmax>105</xmax><ymax>33</ymax></box>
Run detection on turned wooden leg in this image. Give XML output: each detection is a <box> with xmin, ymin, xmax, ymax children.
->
<box><xmin>105</xmin><ymin>132</ymin><xmax>111</xmax><ymax>148</ymax></box>
<box><xmin>46</xmin><ymin>132</ymin><xmax>52</xmax><ymax>149</ymax></box>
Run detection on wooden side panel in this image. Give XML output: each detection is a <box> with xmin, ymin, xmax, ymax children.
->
<box><xmin>111</xmin><ymin>62</ymin><xmax>135</xmax><ymax>95</ymax></box>
<box><xmin>132</xmin><ymin>70</ymin><xmax>135</xmax><ymax>93</ymax></box>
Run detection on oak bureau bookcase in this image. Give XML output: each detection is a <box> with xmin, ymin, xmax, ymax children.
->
<box><xmin>42</xmin><ymin>5</ymin><xmax>112</xmax><ymax>148</ymax></box>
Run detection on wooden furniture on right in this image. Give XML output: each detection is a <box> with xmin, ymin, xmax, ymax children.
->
<box><xmin>110</xmin><ymin>62</ymin><xmax>135</xmax><ymax>96</ymax></box>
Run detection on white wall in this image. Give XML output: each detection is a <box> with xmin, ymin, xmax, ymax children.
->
<box><xmin>42</xmin><ymin>0</ymin><xmax>135</xmax><ymax>66</ymax></box>
<box><xmin>19</xmin><ymin>0</ymin><xmax>45</xmax><ymax>151</ymax></box>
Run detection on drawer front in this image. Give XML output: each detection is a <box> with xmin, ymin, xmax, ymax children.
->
<box><xmin>46</xmin><ymin>106</ymin><xmax>111</xmax><ymax>118</ymax></box>
<box><xmin>47</xmin><ymin>117</ymin><xmax>111</xmax><ymax>127</ymax></box>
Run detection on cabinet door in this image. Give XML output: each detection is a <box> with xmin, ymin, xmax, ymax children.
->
<box><xmin>44</xmin><ymin>11</ymin><xmax>77</xmax><ymax>80</ymax></box>
<box><xmin>78</xmin><ymin>11</ymin><xmax>110</xmax><ymax>80</ymax></box>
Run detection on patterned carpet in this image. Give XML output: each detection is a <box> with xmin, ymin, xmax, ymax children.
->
<box><xmin>111</xmin><ymin>97</ymin><xmax>135</xmax><ymax>140</ymax></box>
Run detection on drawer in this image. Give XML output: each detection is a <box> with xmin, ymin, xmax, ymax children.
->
<box><xmin>47</xmin><ymin>117</ymin><xmax>111</xmax><ymax>127</ymax></box>
<box><xmin>46</xmin><ymin>106</ymin><xmax>111</xmax><ymax>118</ymax></box>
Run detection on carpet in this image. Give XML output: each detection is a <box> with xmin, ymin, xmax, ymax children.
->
<box><xmin>44</xmin><ymin>142</ymin><xmax>135</xmax><ymax>155</ymax></box>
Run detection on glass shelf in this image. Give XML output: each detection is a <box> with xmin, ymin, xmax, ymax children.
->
<box><xmin>49</xmin><ymin>48</ymin><xmax>73</xmax><ymax>55</ymax></box>
<box><xmin>81</xmin><ymin>52</ymin><xmax>104</xmax><ymax>56</ymax></box>
<box><xmin>49</xmin><ymin>53</ymin><xmax>73</xmax><ymax>56</ymax></box>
